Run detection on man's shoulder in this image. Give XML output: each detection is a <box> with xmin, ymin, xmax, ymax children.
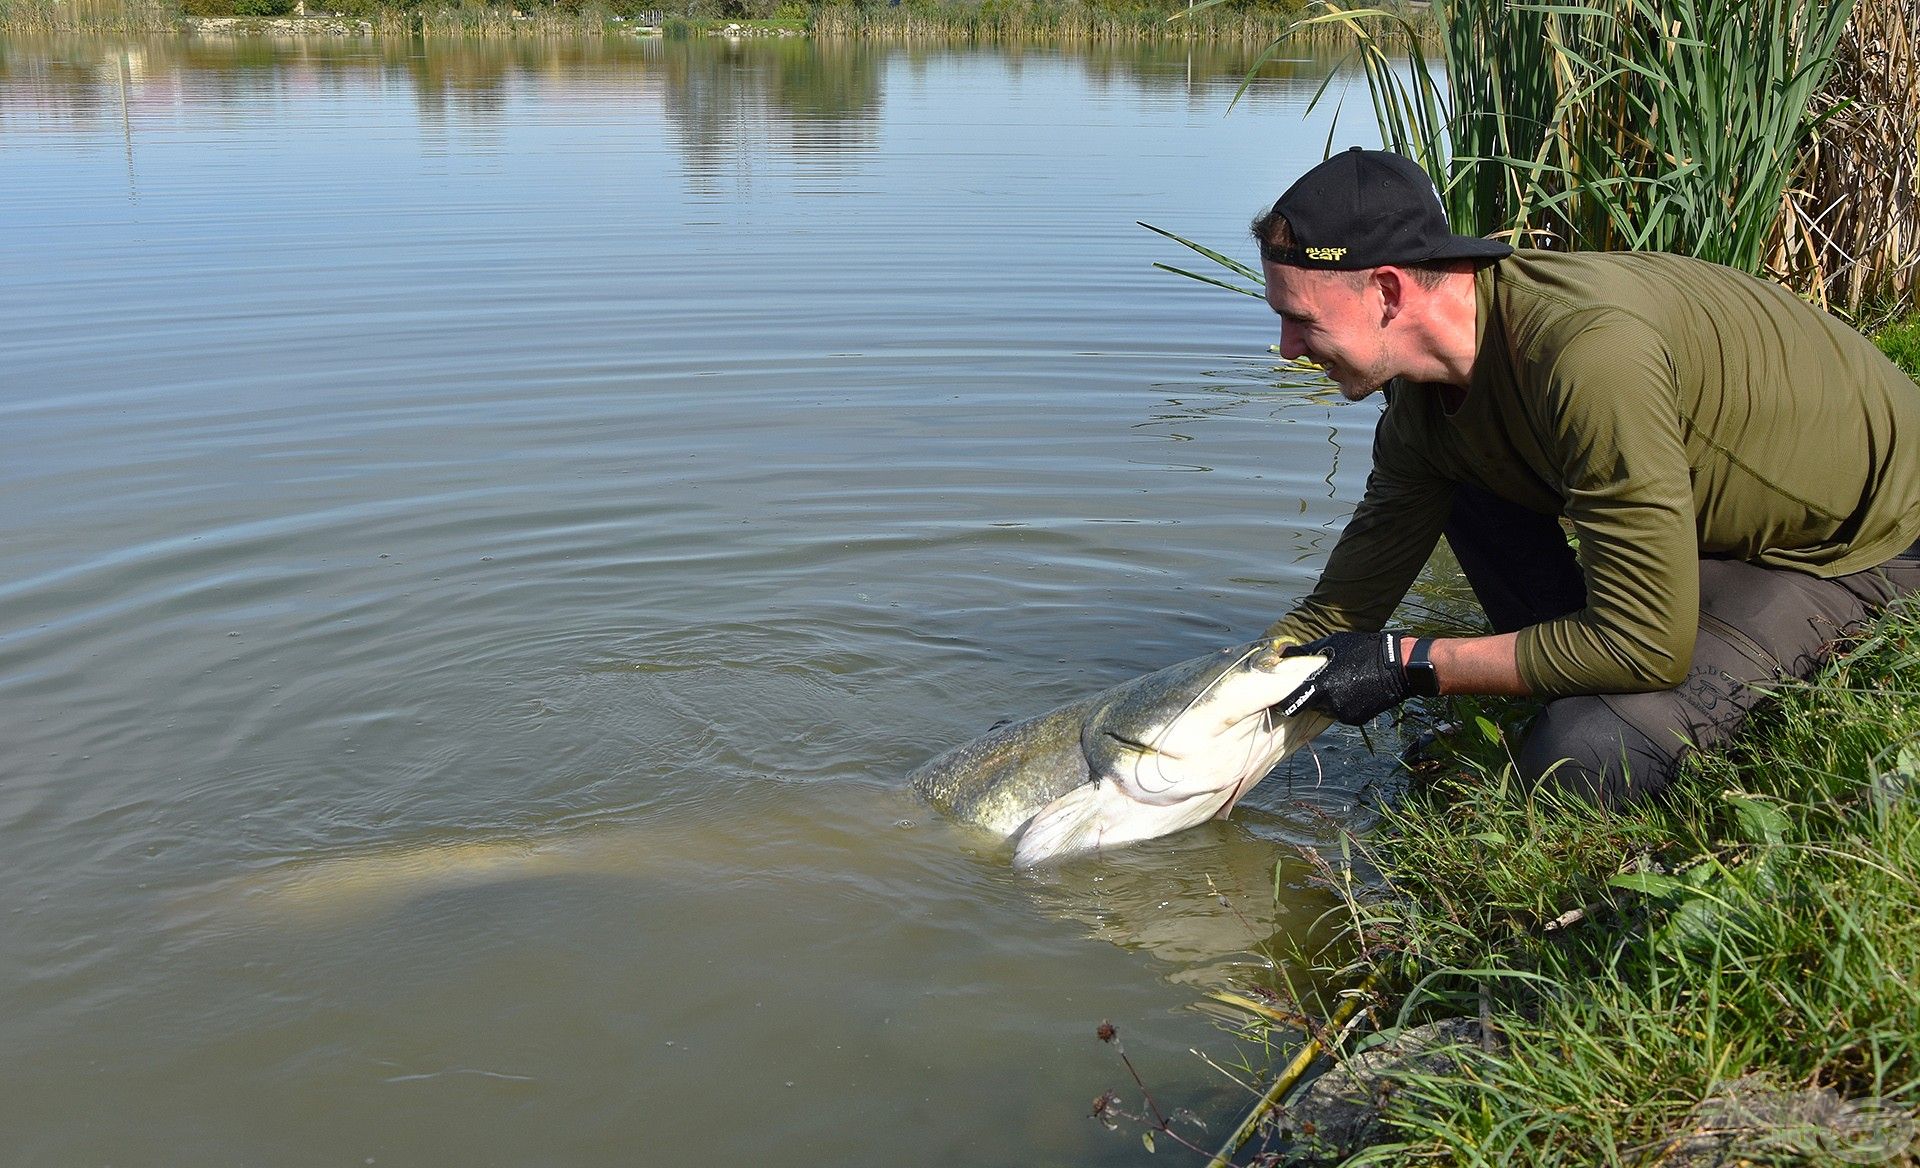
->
<box><xmin>1493</xmin><ymin>248</ymin><xmax>1769</xmax><ymax>318</ymax></box>
<box><xmin>1497</xmin><ymin>248</ymin><xmax>1681</xmax><ymax>306</ymax></box>
<box><xmin>1484</xmin><ymin>250</ymin><xmax>1702</xmax><ymax>369</ymax></box>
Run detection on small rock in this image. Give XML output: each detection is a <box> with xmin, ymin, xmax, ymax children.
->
<box><xmin>1659</xmin><ymin>1074</ymin><xmax>1919</xmax><ymax>1167</ymax></box>
<box><xmin>1281</xmin><ymin>1017</ymin><xmax>1493</xmax><ymax>1163</ymax></box>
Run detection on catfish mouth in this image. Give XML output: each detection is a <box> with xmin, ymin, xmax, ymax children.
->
<box><xmin>1099</xmin><ymin>728</ymin><xmax>1185</xmax><ymax>760</ymax></box>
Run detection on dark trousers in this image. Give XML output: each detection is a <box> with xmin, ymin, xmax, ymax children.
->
<box><xmin>1444</xmin><ymin>484</ymin><xmax>1920</xmax><ymax>806</ymax></box>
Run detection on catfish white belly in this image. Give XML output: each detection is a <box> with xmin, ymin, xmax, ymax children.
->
<box><xmin>909</xmin><ymin>641</ymin><xmax>1331</xmax><ymax>866</ymax></box>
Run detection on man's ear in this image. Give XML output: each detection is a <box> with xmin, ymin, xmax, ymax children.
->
<box><xmin>1371</xmin><ymin>266</ymin><xmax>1406</xmax><ymax>324</ymax></box>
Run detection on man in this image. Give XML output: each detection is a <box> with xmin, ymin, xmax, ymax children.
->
<box><xmin>1261</xmin><ymin>147</ymin><xmax>1920</xmax><ymax>804</ymax></box>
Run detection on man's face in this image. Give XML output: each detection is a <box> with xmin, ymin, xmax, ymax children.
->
<box><xmin>1261</xmin><ymin>262</ymin><xmax>1392</xmax><ymax>400</ymax></box>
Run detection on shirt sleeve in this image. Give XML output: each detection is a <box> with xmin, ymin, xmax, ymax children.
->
<box><xmin>1266</xmin><ymin>403</ymin><xmax>1454</xmax><ymax>645</ymax></box>
<box><xmin>1515</xmin><ymin>316</ymin><xmax>1699</xmax><ymax>696</ymax></box>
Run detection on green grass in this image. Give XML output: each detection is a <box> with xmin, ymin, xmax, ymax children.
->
<box><xmin>1265</xmin><ymin>606</ymin><xmax>1920</xmax><ymax>1164</ymax></box>
<box><xmin>1878</xmin><ymin>312</ymin><xmax>1920</xmax><ymax>378</ymax></box>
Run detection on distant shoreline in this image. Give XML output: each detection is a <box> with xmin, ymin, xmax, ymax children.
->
<box><xmin>15</xmin><ymin>14</ymin><xmax>803</xmax><ymax>37</ymax></box>
<box><xmin>0</xmin><ymin>2</ymin><xmax>1342</xmax><ymax>42</ymax></box>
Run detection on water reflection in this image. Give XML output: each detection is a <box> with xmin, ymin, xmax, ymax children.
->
<box><xmin>199</xmin><ymin>774</ymin><xmax>1361</xmax><ymax>1001</ymax></box>
<box><xmin>1</xmin><ymin>31</ymin><xmax>1342</xmax><ymax>142</ymax></box>
<box><xmin>3</xmin><ymin>31</ymin><xmax>1356</xmax><ymax>217</ymax></box>
<box><xmin>653</xmin><ymin>36</ymin><xmax>884</xmax><ymax>190</ymax></box>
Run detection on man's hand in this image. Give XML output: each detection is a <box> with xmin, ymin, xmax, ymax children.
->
<box><xmin>1278</xmin><ymin>631</ymin><xmax>1413</xmax><ymax>725</ymax></box>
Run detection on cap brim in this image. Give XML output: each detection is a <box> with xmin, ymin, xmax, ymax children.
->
<box><xmin>1419</xmin><ymin>235</ymin><xmax>1514</xmax><ymax>263</ymax></box>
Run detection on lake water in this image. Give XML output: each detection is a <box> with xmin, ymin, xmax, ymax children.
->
<box><xmin>0</xmin><ymin>31</ymin><xmax>1424</xmax><ymax>1166</ymax></box>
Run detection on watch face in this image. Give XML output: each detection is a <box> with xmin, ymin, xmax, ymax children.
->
<box><xmin>1406</xmin><ymin>638</ymin><xmax>1440</xmax><ymax>697</ymax></box>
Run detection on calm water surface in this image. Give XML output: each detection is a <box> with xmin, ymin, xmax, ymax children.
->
<box><xmin>0</xmin><ymin>32</ymin><xmax>1421</xmax><ymax>1165</ymax></box>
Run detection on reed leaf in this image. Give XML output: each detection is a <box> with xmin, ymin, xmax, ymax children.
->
<box><xmin>1249</xmin><ymin>0</ymin><xmax>1859</xmax><ymax>281</ymax></box>
<box><xmin>1151</xmin><ymin>262</ymin><xmax>1265</xmax><ymax>296</ymax></box>
<box><xmin>1136</xmin><ymin>219</ymin><xmax>1265</xmax><ymax>282</ymax></box>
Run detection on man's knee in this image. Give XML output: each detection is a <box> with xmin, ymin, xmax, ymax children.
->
<box><xmin>1517</xmin><ymin>696</ymin><xmax>1682</xmax><ymax>807</ymax></box>
<box><xmin>1503</xmin><ymin>550</ymin><xmax>1920</xmax><ymax>808</ymax></box>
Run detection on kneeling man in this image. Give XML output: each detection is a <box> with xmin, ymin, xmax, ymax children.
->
<box><xmin>1261</xmin><ymin>148</ymin><xmax>1920</xmax><ymax>804</ymax></box>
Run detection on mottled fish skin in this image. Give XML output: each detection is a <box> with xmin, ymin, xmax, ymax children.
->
<box><xmin>909</xmin><ymin>695</ymin><xmax>1101</xmax><ymax>836</ymax></box>
<box><xmin>909</xmin><ymin>642</ymin><xmax>1331</xmax><ymax>865</ymax></box>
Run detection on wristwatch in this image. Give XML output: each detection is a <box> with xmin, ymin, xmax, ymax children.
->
<box><xmin>1404</xmin><ymin>636</ymin><xmax>1440</xmax><ymax>698</ymax></box>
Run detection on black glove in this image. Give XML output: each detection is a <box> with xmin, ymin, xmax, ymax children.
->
<box><xmin>1278</xmin><ymin>631</ymin><xmax>1414</xmax><ymax>726</ymax></box>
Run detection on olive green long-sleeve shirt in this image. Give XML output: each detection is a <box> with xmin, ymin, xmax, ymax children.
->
<box><xmin>1267</xmin><ymin>250</ymin><xmax>1920</xmax><ymax>698</ymax></box>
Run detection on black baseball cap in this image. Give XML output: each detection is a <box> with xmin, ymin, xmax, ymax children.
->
<box><xmin>1260</xmin><ymin>147</ymin><xmax>1512</xmax><ymax>270</ymax></box>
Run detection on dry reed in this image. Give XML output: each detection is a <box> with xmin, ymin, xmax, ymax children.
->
<box><xmin>1775</xmin><ymin>0</ymin><xmax>1919</xmax><ymax>317</ymax></box>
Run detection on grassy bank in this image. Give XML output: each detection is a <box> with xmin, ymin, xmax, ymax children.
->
<box><xmin>1189</xmin><ymin>327</ymin><xmax>1920</xmax><ymax>1165</ymax></box>
<box><xmin>1311</xmin><ymin>621</ymin><xmax>1920</xmax><ymax>1163</ymax></box>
